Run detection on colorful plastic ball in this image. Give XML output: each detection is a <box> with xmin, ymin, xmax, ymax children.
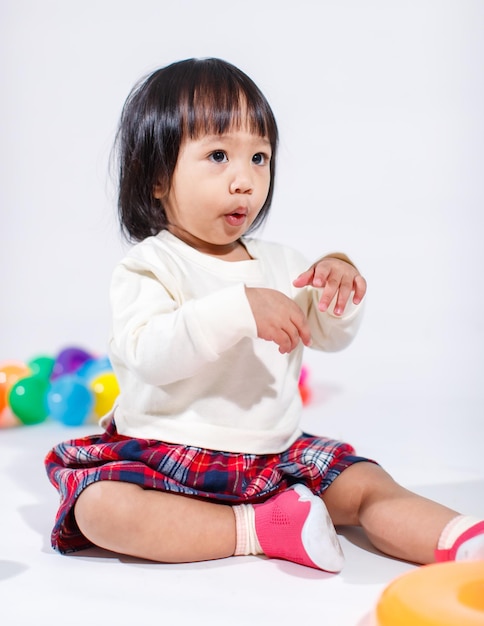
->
<box><xmin>51</xmin><ymin>346</ymin><xmax>93</xmax><ymax>380</ymax></box>
<box><xmin>76</xmin><ymin>356</ymin><xmax>113</xmax><ymax>382</ymax></box>
<box><xmin>0</xmin><ymin>407</ymin><xmax>21</xmax><ymax>429</ymax></box>
<box><xmin>47</xmin><ymin>375</ymin><xmax>94</xmax><ymax>426</ymax></box>
<box><xmin>8</xmin><ymin>375</ymin><xmax>50</xmax><ymax>425</ymax></box>
<box><xmin>299</xmin><ymin>365</ymin><xmax>309</xmax><ymax>387</ymax></box>
<box><xmin>90</xmin><ymin>371</ymin><xmax>120</xmax><ymax>418</ymax></box>
<box><xmin>0</xmin><ymin>361</ymin><xmax>32</xmax><ymax>412</ymax></box>
<box><xmin>298</xmin><ymin>365</ymin><xmax>312</xmax><ymax>406</ymax></box>
<box><xmin>299</xmin><ymin>384</ymin><xmax>312</xmax><ymax>406</ymax></box>
<box><xmin>27</xmin><ymin>355</ymin><xmax>55</xmax><ymax>380</ymax></box>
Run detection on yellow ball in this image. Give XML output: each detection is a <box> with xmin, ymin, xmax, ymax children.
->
<box><xmin>90</xmin><ymin>372</ymin><xmax>120</xmax><ymax>418</ymax></box>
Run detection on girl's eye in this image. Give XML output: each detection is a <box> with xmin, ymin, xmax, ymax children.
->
<box><xmin>252</xmin><ymin>152</ymin><xmax>268</xmax><ymax>166</ymax></box>
<box><xmin>209</xmin><ymin>151</ymin><xmax>228</xmax><ymax>163</ymax></box>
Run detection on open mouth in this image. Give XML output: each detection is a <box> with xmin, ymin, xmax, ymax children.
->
<box><xmin>224</xmin><ymin>209</ymin><xmax>248</xmax><ymax>227</ymax></box>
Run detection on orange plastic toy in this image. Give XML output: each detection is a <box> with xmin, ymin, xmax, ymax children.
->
<box><xmin>375</xmin><ymin>561</ymin><xmax>484</xmax><ymax>626</ymax></box>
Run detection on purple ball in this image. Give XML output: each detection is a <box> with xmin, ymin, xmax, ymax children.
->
<box><xmin>51</xmin><ymin>347</ymin><xmax>93</xmax><ymax>380</ymax></box>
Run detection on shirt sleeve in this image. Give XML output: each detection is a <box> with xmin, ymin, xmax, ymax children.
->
<box><xmin>109</xmin><ymin>260</ymin><xmax>257</xmax><ymax>386</ymax></box>
<box><xmin>304</xmin><ymin>287</ymin><xmax>364</xmax><ymax>351</ymax></box>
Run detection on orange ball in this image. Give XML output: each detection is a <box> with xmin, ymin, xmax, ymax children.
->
<box><xmin>0</xmin><ymin>361</ymin><xmax>31</xmax><ymax>412</ymax></box>
<box><xmin>299</xmin><ymin>384</ymin><xmax>312</xmax><ymax>406</ymax></box>
<box><xmin>0</xmin><ymin>407</ymin><xmax>21</xmax><ymax>429</ymax></box>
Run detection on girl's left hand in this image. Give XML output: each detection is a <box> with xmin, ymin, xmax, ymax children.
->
<box><xmin>293</xmin><ymin>256</ymin><xmax>367</xmax><ymax>316</ymax></box>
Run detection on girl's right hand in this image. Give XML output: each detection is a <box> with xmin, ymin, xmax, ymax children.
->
<box><xmin>245</xmin><ymin>287</ymin><xmax>312</xmax><ymax>354</ymax></box>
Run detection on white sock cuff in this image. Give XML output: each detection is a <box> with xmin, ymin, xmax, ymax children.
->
<box><xmin>233</xmin><ymin>504</ymin><xmax>262</xmax><ymax>556</ymax></box>
<box><xmin>438</xmin><ymin>515</ymin><xmax>481</xmax><ymax>549</ymax></box>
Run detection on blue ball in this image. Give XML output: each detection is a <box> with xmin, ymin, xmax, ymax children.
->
<box><xmin>76</xmin><ymin>356</ymin><xmax>113</xmax><ymax>382</ymax></box>
<box><xmin>47</xmin><ymin>374</ymin><xmax>94</xmax><ymax>426</ymax></box>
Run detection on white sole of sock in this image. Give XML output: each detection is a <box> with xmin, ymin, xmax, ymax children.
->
<box><xmin>456</xmin><ymin>534</ymin><xmax>484</xmax><ymax>561</ymax></box>
<box><xmin>294</xmin><ymin>484</ymin><xmax>345</xmax><ymax>573</ymax></box>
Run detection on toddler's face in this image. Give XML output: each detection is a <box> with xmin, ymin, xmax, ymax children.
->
<box><xmin>154</xmin><ymin>126</ymin><xmax>271</xmax><ymax>256</ymax></box>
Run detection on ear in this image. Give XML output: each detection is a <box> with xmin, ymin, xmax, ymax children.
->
<box><xmin>153</xmin><ymin>180</ymin><xmax>167</xmax><ymax>200</ymax></box>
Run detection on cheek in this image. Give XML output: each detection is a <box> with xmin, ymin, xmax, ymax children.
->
<box><xmin>162</xmin><ymin>189</ymin><xmax>187</xmax><ymax>225</ymax></box>
<box><xmin>260</xmin><ymin>173</ymin><xmax>271</xmax><ymax>201</ymax></box>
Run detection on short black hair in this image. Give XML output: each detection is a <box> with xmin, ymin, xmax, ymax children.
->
<box><xmin>115</xmin><ymin>58</ymin><xmax>279</xmax><ymax>242</ymax></box>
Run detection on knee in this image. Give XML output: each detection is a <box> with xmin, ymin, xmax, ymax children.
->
<box><xmin>74</xmin><ymin>480</ymin><xmax>134</xmax><ymax>544</ymax></box>
<box><xmin>323</xmin><ymin>462</ymin><xmax>400</xmax><ymax>525</ymax></box>
<box><xmin>351</xmin><ymin>461</ymin><xmax>396</xmax><ymax>487</ymax></box>
<box><xmin>345</xmin><ymin>462</ymin><xmax>400</xmax><ymax>501</ymax></box>
<box><xmin>74</xmin><ymin>481</ymin><xmax>108</xmax><ymax>540</ymax></box>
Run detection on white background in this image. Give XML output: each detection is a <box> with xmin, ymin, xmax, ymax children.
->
<box><xmin>1</xmin><ymin>0</ymin><xmax>483</xmax><ymax>471</ymax></box>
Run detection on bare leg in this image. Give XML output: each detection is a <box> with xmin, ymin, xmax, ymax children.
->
<box><xmin>74</xmin><ymin>464</ymin><xmax>462</xmax><ymax>566</ymax></box>
<box><xmin>322</xmin><ymin>462</ymin><xmax>459</xmax><ymax>564</ymax></box>
<box><xmin>74</xmin><ymin>481</ymin><xmax>236</xmax><ymax>562</ymax></box>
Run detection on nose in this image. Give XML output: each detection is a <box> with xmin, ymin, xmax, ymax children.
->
<box><xmin>229</xmin><ymin>163</ymin><xmax>253</xmax><ymax>194</ymax></box>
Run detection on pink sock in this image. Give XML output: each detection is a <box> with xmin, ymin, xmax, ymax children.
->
<box><xmin>435</xmin><ymin>515</ymin><xmax>484</xmax><ymax>562</ymax></box>
<box><xmin>233</xmin><ymin>485</ymin><xmax>344</xmax><ymax>572</ymax></box>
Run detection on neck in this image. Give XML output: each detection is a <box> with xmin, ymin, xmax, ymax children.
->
<box><xmin>168</xmin><ymin>227</ymin><xmax>252</xmax><ymax>261</ymax></box>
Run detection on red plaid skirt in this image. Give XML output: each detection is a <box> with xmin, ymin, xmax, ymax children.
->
<box><xmin>45</xmin><ymin>419</ymin><xmax>371</xmax><ymax>554</ymax></box>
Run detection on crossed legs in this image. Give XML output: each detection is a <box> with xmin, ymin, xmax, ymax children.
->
<box><xmin>73</xmin><ymin>462</ymin><xmax>460</xmax><ymax>566</ymax></box>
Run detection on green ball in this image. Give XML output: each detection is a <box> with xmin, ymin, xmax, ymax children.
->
<box><xmin>9</xmin><ymin>376</ymin><xmax>49</xmax><ymax>425</ymax></box>
<box><xmin>27</xmin><ymin>355</ymin><xmax>55</xmax><ymax>380</ymax></box>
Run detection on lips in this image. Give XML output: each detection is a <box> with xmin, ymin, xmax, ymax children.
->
<box><xmin>224</xmin><ymin>207</ymin><xmax>248</xmax><ymax>227</ymax></box>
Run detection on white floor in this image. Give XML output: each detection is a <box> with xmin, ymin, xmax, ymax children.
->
<box><xmin>2</xmin><ymin>405</ymin><xmax>484</xmax><ymax>626</ymax></box>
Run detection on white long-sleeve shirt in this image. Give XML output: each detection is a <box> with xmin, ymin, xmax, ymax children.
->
<box><xmin>107</xmin><ymin>230</ymin><xmax>363</xmax><ymax>454</ymax></box>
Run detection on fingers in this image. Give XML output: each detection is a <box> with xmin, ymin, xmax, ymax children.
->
<box><xmin>322</xmin><ymin>277</ymin><xmax>353</xmax><ymax>316</ymax></box>
<box><xmin>292</xmin><ymin>268</ymin><xmax>315</xmax><ymax>288</ymax></box>
<box><xmin>246</xmin><ymin>287</ymin><xmax>312</xmax><ymax>354</ymax></box>
<box><xmin>289</xmin><ymin>309</ymin><xmax>312</xmax><ymax>350</ymax></box>
<box><xmin>352</xmin><ymin>275</ymin><xmax>367</xmax><ymax>305</ymax></box>
<box><xmin>264</xmin><ymin>323</ymin><xmax>310</xmax><ymax>354</ymax></box>
<box><xmin>275</xmin><ymin>308</ymin><xmax>312</xmax><ymax>354</ymax></box>
<box><xmin>276</xmin><ymin>328</ymin><xmax>300</xmax><ymax>354</ymax></box>
<box><xmin>294</xmin><ymin>257</ymin><xmax>367</xmax><ymax>317</ymax></box>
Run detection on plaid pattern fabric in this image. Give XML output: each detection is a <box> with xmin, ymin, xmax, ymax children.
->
<box><xmin>45</xmin><ymin>419</ymin><xmax>371</xmax><ymax>554</ymax></box>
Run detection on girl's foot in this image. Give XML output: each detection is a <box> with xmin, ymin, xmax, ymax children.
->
<box><xmin>234</xmin><ymin>484</ymin><xmax>344</xmax><ymax>572</ymax></box>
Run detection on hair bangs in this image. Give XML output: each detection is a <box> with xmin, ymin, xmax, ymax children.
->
<box><xmin>184</xmin><ymin>86</ymin><xmax>272</xmax><ymax>141</ymax></box>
